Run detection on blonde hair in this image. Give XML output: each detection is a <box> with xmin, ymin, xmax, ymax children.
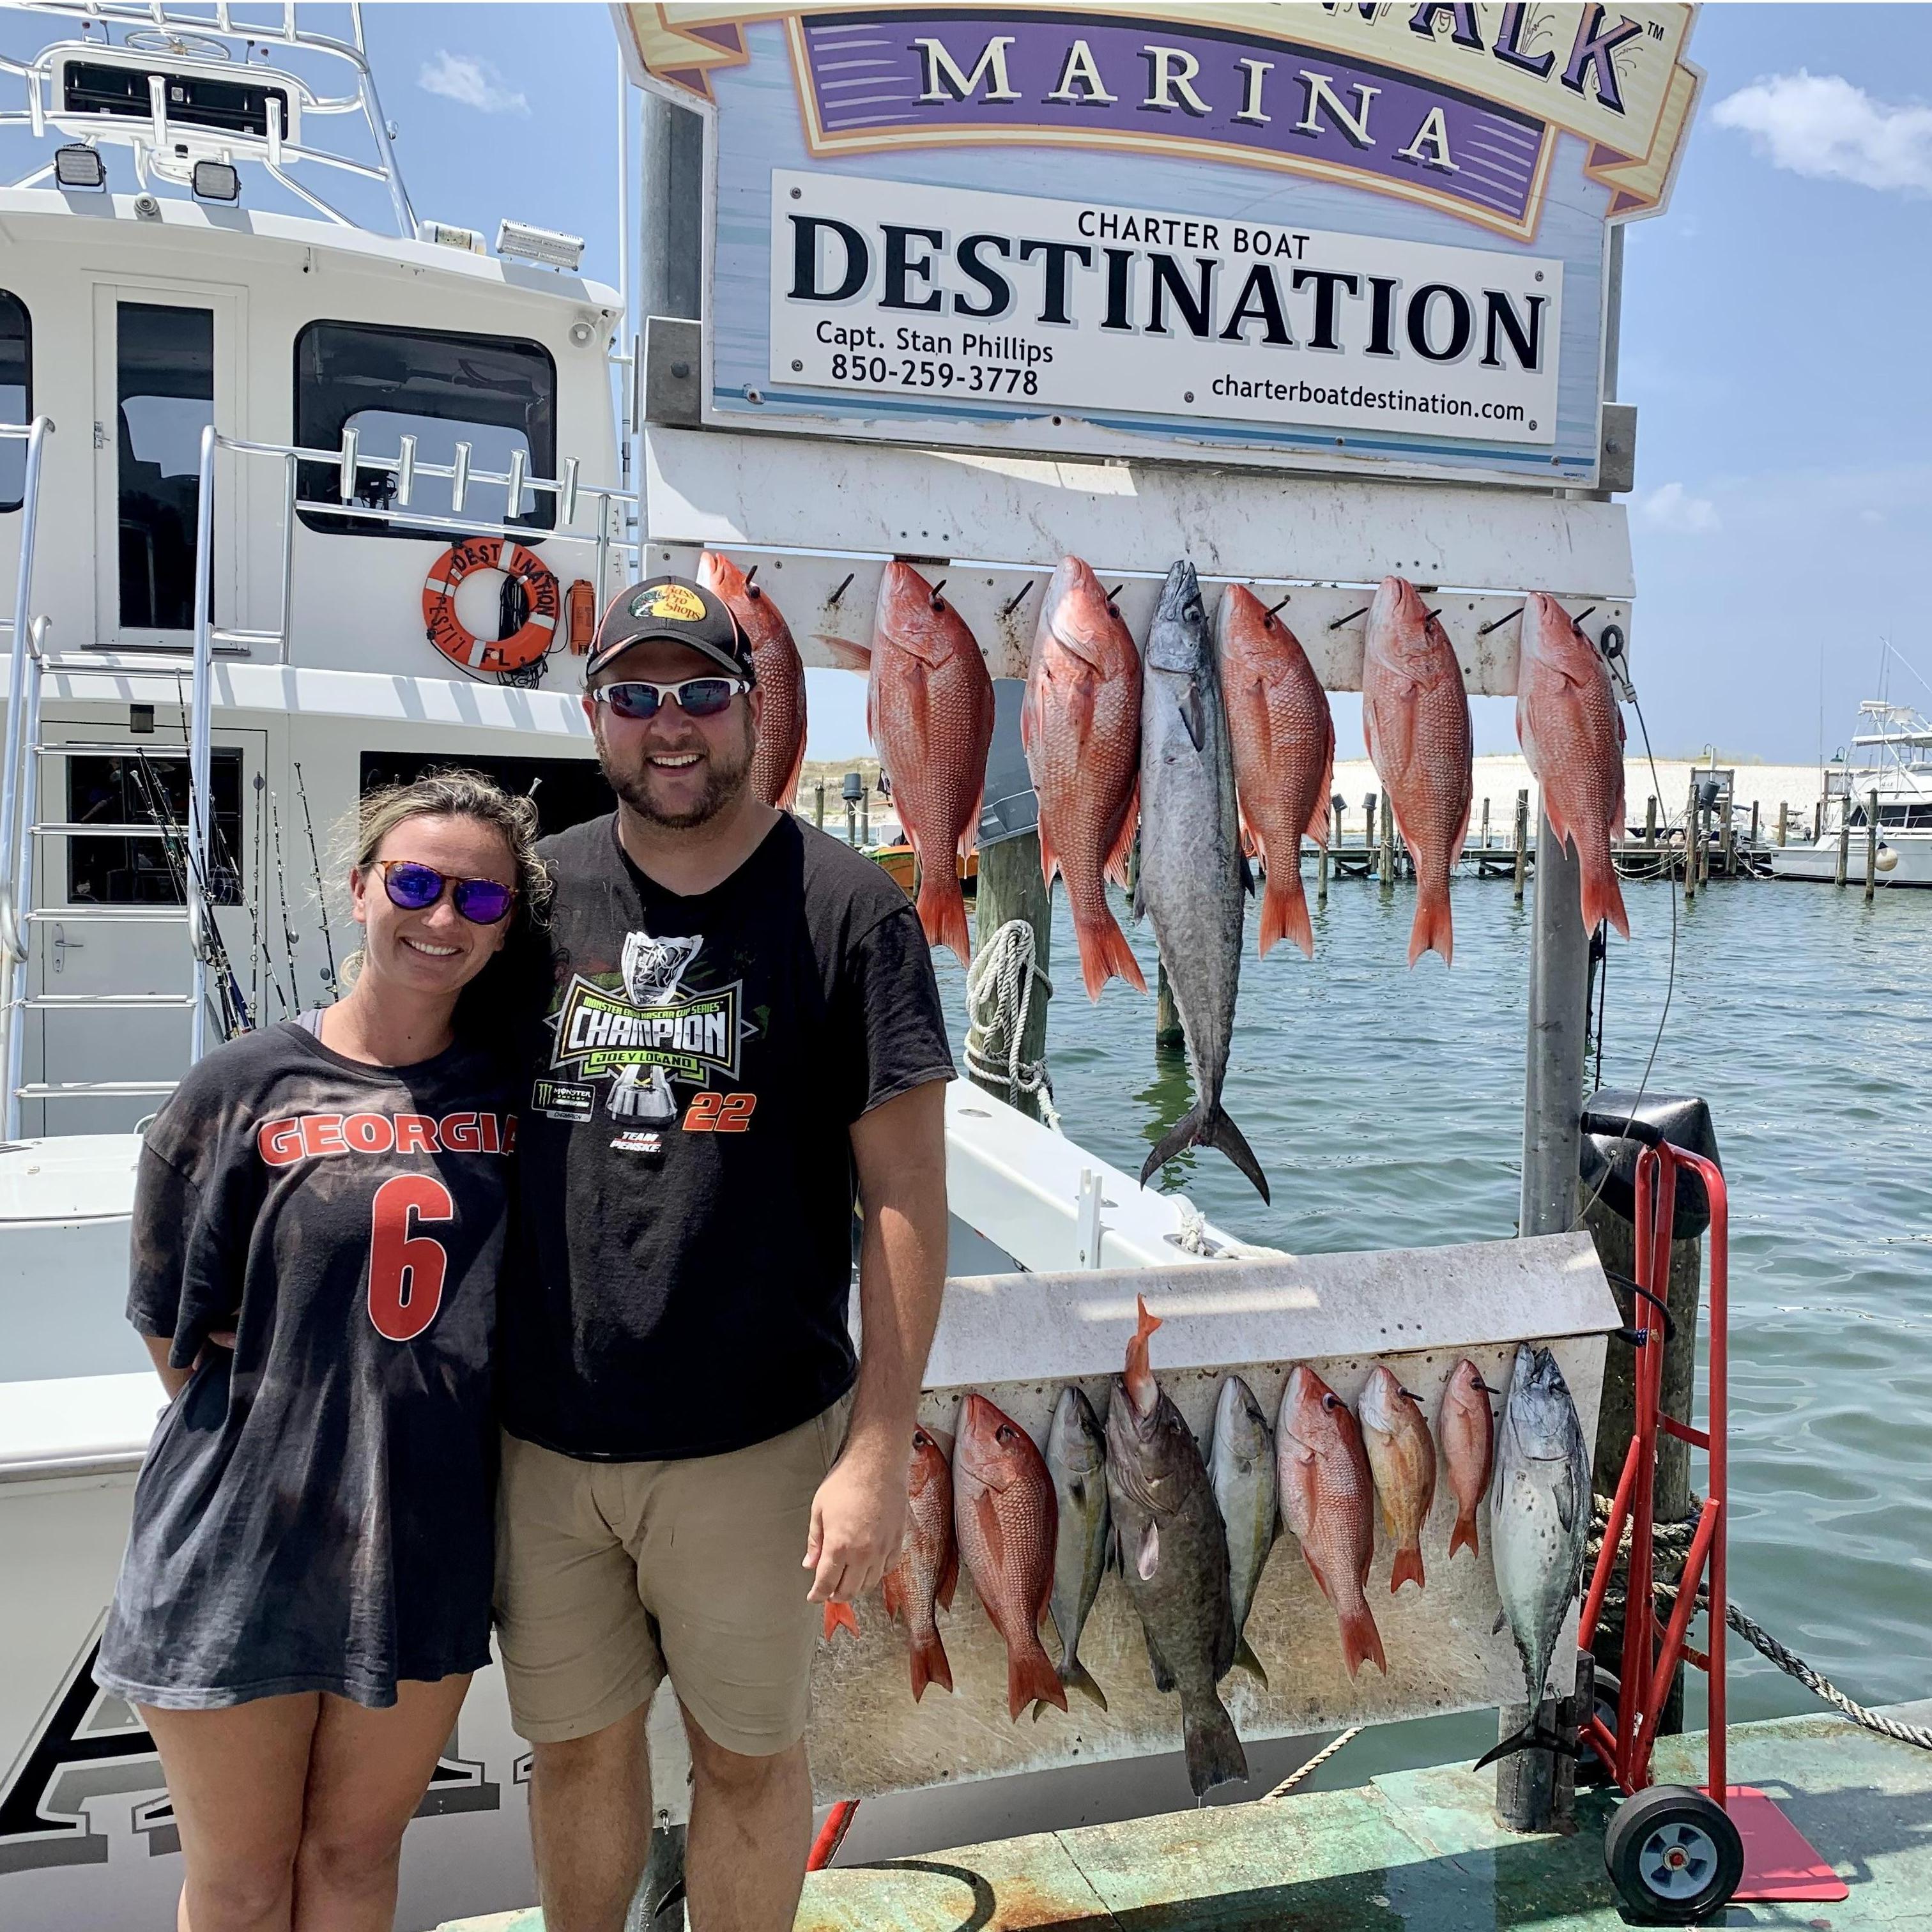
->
<box><xmin>336</xmin><ymin>769</ymin><xmax>553</xmax><ymax>1026</ymax></box>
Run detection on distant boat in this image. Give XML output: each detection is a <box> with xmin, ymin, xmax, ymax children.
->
<box><xmin>1772</xmin><ymin>703</ymin><xmax>1932</xmax><ymax>887</ymax></box>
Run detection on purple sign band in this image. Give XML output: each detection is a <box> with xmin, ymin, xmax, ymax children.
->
<box><xmin>798</xmin><ymin>10</ymin><xmax>1547</xmax><ymax>233</ymax></box>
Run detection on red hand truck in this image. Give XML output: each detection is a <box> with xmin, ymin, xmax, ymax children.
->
<box><xmin>1577</xmin><ymin>1118</ymin><xmax>1842</xmax><ymax>1921</ymax></box>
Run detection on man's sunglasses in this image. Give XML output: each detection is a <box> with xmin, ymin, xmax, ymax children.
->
<box><xmin>590</xmin><ymin>675</ymin><xmax>750</xmax><ymax>722</ymax></box>
<box><xmin>378</xmin><ymin>859</ymin><xmax>516</xmax><ymax>926</ymax></box>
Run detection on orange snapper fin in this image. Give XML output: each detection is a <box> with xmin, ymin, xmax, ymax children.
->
<box><xmin>818</xmin><ymin>634</ymin><xmax>873</xmax><ymax>673</ymax></box>
<box><xmin>1008</xmin><ymin>1638</ymin><xmax>1067</xmax><ymax>1722</ymax></box>
<box><xmin>937</xmin><ymin>1535</ymin><xmax>959</xmax><ymax>1613</ymax></box>
<box><xmin>916</xmin><ymin>865</ymin><xmax>973</xmax><ymax>969</ymax></box>
<box><xmin>1390</xmin><ymin>1544</ymin><xmax>1426</xmax><ymax>1594</ymax></box>
<box><xmin>1579</xmin><ymin>846</ymin><xmax>1631</xmax><ymax>940</ymax></box>
<box><xmin>1449</xmin><ymin>1509</ymin><xmax>1480</xmax><ymax>1560</ymax></box>
<box><xmin>974</xmin><ymin>1488</ymin><xmax>1006</xmax><ymax>1572</ymax></box>
<box><xmin>1073</xmin><ymin>904</ymin><xmax>1147</xmax><ymax>1002</ymax></box>
<box><xmin>1408</xmin><ymin>882</ymin><xmax>1455</xmax><ymax>969</ymax></box>
<box><xmin>1103</xmin><ymin>780</ymin><xmax>1140</xmax><ymax>889</ymax></box>
<box><xmin>1338</xmin><ymin>1600</ymin><xmax>1388</xmax><ymax>1678</ymax></box>
<box><xmin>1258</xmin><ymin>867</ymin><xmax>1314</xmax><ymax>961</ymax></box>
<box><xmin>824</xmin><ymin>1600</ymin><xmax>861</xmax><ymax>1642</ymax></box>
<box><xmin>909</xmin><ymin>1628</ymin><xmax>953</xmax><ymax>1702</ymax></box>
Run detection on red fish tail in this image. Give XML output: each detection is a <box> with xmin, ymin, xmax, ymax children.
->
<box><xmin>1449</xmin><ymin>1508</ymin><xmax>1480</xmax><ymax>1560</ymax></box>
<box><xmin>1339</xmin><ymin>1599</ymin><xmax>1388</xmax><ymax>1678</ymax></box>
<box><xmin>916</xmin><ymin>867</ymin><xmax>972</xmax><ymax>969</ymax></box>
<box><xmin>1074</xmin><ymin>902</ymin><xmax>1147</xmax><ymax>1000</ymax></box>
<box><xmin>1259</xmin><ymin>868</ymin><xmax>1314</xmax><ymax>961</ymax></box>
<box><xmin>1103</xmin><ymin>779</ymin><xmax>1140</xmax><ymax>889</ymax></box>
<box><xmin>1390</xmin><ymin>1544</ymin><xmax>1426</xmax><ymax>1594</ymax></box>
<box><xmin>1008</xmin><ymin>1636</ymin><xmax>1066</xmax><ymax>1721</ymax></box>
<box><xmin>1579</xmin><ymin>845</ymin><xmax>1630</xmax><ymax>940</ymax></box>
<box><xmin>910</xmin><ymin>1627</ymin><xmax>954</xmax><ymax>1701</ymax></box>
<box><xmin>1409</xmin><ymin>877</ymin><xmax>1454</xmax><ymax>969</ymax></box>
<box><xmin>824</xmin><ymin>1600</ymin><xmax>860</xmax><ymax>1642</ymax></box>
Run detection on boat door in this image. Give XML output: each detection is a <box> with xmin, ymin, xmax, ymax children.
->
<box><xmin>90</xmin><ymin>284</ymin><xmax>244</xmax><ymax>651</ymax></box>
<box><xmin>20</xmin><ymin>721</ymin><xmax>268</xmax><ymax>1138</ymax></box>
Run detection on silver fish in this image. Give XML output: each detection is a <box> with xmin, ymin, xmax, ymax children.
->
<box><xmin>1208</xmin><ymin>1373</ymin><xmax>1276</xmax><ymax>1687</ymax></box>
<box><xmin>1476</xmin><ymin>1345</ymin><xmax>1591</xmax><ymax>1769</ymax></box>
<box><xmin>1043</xmin><ymin>1384</ymin><xmax>1110</xmax><ymax>1713</ymax></box>
<box><xmin>1135</xmin><ymin>562</ymin><xmax>1268</xmax><ymax>1202</ymax></box>
<box><xmin>1103</xmin><ymin>1298</ymin><xmax>1246</xmax><ymax>1798</ymax></box>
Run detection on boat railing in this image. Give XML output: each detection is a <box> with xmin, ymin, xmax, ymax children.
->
<box><xmin>190</xmin><ymin>424</ymin><xmax>642</xmax><ymax>666</ymax></box>
<box><xmin>0</xmin><ymin>413</ymin><xmax>52</xmax><ymax>973</ymax></box>
<box><xmin>0</xmin><ymin>0</ymin><xmax>415</xmax><ymax>236</ymax></box>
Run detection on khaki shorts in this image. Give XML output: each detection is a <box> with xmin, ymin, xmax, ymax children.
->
<box><xmin>494</xmin><ymin>1397</ymin><xmax>849</xmax><ymax>1755</ymax></box>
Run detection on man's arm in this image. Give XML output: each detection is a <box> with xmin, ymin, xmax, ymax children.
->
<box><xmin>803</xmin><ymin>1077</ymin><xmax>949</xmax><ymax>1608</ymax></box>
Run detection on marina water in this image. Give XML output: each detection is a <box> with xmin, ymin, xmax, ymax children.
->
<box><xmin>934</xmin><ymin>873</ymin><xmax>1932</xmax><ymax>1740</ymax></box>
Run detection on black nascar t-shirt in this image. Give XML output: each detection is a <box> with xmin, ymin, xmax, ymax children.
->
<box><xmin>95</xmin><ymin>1022</ymin><xmax>515</xmax><ymax>1710</ymax></box>
<box><xmin>504</xmin><ymin>811</ymin><xmax>954</xmax><ymax>1461</ymax></box>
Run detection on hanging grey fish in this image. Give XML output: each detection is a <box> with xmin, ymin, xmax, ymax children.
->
<box><xmin>1135</xmin><ymin>562</ymin><xmax>1268</xmax><ymax>1202</ymax></box>
<box><xmin>1475</xmin><ymin>1345</ymin><xmax>1592</xmax><ymax>1770</ymax></box>
<box><xmin>1042</xmin><ymin>1384</ymin><xmax>1111</xmax><ymax>1713</ymax></box>
<box><xmin>1208</xmin><ymin>1373</ymin><xmax>1276</xmax><ymax>1687</ymax></box>
<box><xmin>1104</xmin><ymin>1298</ymin><xmax>1247</xmax><ymax>1797</ymax></box>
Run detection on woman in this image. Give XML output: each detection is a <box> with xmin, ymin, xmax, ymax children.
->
<box><xmin>95</xmin><ymin>770</ymin><xmax>548</xmax><ymax>1932</ymax></box>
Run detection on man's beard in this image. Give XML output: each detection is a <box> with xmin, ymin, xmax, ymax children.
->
<box><xmin>599</xmin><ymin>712</ymin><xmax>755</xmax><ymax>830</ymax></box>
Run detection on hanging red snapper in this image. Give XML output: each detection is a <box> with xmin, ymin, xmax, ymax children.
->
<box><xmin>1218</xmin><ymin>584</ymin><xmax>1335</xmax><ymax>960</ymax></box>
<box><xmin>953</xmin><ymin>1393</ymin><xmax>1066</xmax><ymax>1721</ymax></box>
<box><xmin>1517</xmin><ymin>593</ymin><xmax>1630</xmax><ymax>940</ymax></box>
<box><xmin>1277</xmin><ymin>1366</ymin><xmax>1386</xmax><ymax>1678</ymax></box>
<box><xmin>882</xmin><ymin>1425</ymin><xmax>959</xmax><ymax>1703</ymax></box>
<box><xmin>869</xmin><ymin>563</ymin><xmax>995</xmax><ymax>968</ymax></box>
<box><xmin>1440</xmin><ymin>1358</ymin><xmax>1497</xmax><ymax>1561</ymax></box>
<box><xmin>1363</xmin><ymin>577</ymin><xmax>1473</xmax><ymax>968</ymax></box>
<box><xmin>698</xmin><ymin>551</ymin><xmax>807</xmax><ymax>811</ymax></box>
<box><xmin>1358</xmin><ymin>1365</ymin><xmax>1437</xmax><ymax>1595</ymax></box>
<box><xmin>1023</xmin><ymin>558</ymin><xmax>1146</xmax><ymax>1000</ymax></box>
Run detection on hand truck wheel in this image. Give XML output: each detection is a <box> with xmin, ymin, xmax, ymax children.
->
<box><xmin>1577</xmin><ymin>1668</ymin><xmax>1620</xmax><ymax>1788</ymax></box>
<box><xmin>1604</xmin><ymin>1784</ymin><xmax>1744</xmax><ymax>1923</ymax></box>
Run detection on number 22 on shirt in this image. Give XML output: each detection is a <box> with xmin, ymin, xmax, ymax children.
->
<box><xmin>366</xmin><ymin>1174</ymin><xmax>455</xmax><ymax>1341</ymax></box>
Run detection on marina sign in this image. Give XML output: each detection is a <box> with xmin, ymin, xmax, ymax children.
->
<box><xmin>618</xmin><ymin>3</ymin><xmax>1702</xmax><ymax>486</ymax></box>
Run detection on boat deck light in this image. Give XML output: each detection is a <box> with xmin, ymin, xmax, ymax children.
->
<box><xmin>190</xmin><ymin>160</ymin><xmax>240</xmax><ymax>203</ymax></box>
<box><xmin>496</xmin><ymin>220</ymin><xmax>585</xmax><ymax>272</ymax></box>
<box><xmin>54</xmin><ymin>143</ymin><xmax>107</xmax><ymax>190</ymax></box>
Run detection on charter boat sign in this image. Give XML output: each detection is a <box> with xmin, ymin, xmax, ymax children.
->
<box><xmin>617</xmin><ymin>2</ymin><xmax>1703</xmax><ymax>486</ymax></box>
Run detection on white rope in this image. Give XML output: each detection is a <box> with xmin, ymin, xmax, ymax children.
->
<box><xmin>1170</xmin><ymin>1196</ymin><xmax>1290</xmax><ymax>1261</ymax></box>
<box><xmin>963</xmin><ymin>919</ymin><xmax>1061</xmax><ymax>1132</ymax></box>
<box><xmin>1261</xmin><ymin>1726</ymin><xmax>1361</xmax><ymax>1800</ymax></box>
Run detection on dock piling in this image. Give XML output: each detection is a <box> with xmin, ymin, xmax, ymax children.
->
<box><xmin>1777</xmin><ymin>801</ymin><xmax>1788</xmax><ymax>848</ymax></box>
<box><xmin>1644</xmin><ymin>795</ymin><xmax>1657</xmax><ymax>849</ymax></box>
<box><xmin>1866</xmin><ymin>788</ymin><xmax>1879</xmax><ymax>903</ymax></box>
<box><xmin>1480</xmin><ymin>796</ymin><xmax>1491</xmax><ymax>849</ymax></box>
<box><xmin>1317</xmin><ymin>839</ymin><xmax>1329</xmax><ymax>906</ymax></box>
<box><xmin>1512</xmin><ymin>790</ymin><xmax>1529</xmax><ymax>902</ymax></box>
<box><xmin>1683</xmin><ymin>779</ymin><xmax>1698</xmax><ymax>903</ymax></box>
<box><xmin>1720</xmin><ymin>807</ymin><xmax>1734</xmax><ymax>878</ymax></box>
<box><xmin>815</xmin><ymin>781</ymin><xmax>825</xmax><ymax>831</ymax></box>
<box><xmin>1749</xmin><ymin>801</ymin><xmax>1760</xmax><ymax>854</ymax></box>
<box><xmin>969</xmin><ymin>832</ymin><xmax>1054</xmax><ymax>1122</ymax></box>
<box><xmin>1379</xmin><ymin>792</ymin><xmax>1395</xmax><ymax>890</ymax></box>
<box><xmin>1154</xmin><ymin>961</ymin><xmax>1184</xmax><ymax>1051</ymax></box>
<box><xmin>1835</xmin><ymin>810</ymin><xmax>1850</xmax><ymax>888</ymax></box>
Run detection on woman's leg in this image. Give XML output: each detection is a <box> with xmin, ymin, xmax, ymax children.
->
<box><xmin>138</xmin><ymin>1696</ymin><xmax>321</xmax><ymax>1932</ymax></box>
<box><xmin>291</xmin><ymin>1674</ymin><xmax>473</xmax><ymax>1932</ymax></box>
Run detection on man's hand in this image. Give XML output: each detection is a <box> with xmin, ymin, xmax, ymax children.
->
<box><xmin>802</xmin><ymin>1432</ymin><xmax>908</xmax><ymax>1607</ymax></box>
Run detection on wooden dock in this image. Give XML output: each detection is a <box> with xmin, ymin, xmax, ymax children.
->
<box><xmin>440</xmin><ymin>1704</ymin><xmax>1932</xmax><ymax>1931</ymax></box>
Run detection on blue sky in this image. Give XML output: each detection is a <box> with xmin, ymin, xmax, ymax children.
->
<box><xmin>11</xmin><ymin>5</ymin><xmax>1929</xmax><ymax>765</ymax></box>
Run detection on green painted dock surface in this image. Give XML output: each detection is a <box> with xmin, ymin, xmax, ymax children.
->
<box><xmin>440</xmin><ymin>1705</ymin><xmax>1932</xmax><ymax>1931</ymax></box>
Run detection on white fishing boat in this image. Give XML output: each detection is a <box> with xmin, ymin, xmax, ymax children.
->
<box><xmin>0</xmin><ymin>8</ymin><xmax>1266</xmax><ymax>1925</ymax></box>
<box><xmin>1770</xmin><ymin>703</ymin><xmax>1932</xmax><ymax>887</ymax></box>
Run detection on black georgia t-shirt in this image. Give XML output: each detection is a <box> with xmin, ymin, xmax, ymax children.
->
<box><xmin>95</xmin><ymin>1022</ymin><xmax>514</xmax><ymax>1708</ymax></box>
<box><xmin>504</xmin><ymin>812</ymin><xmax>955</xmax><ymax>1461</ymax></box>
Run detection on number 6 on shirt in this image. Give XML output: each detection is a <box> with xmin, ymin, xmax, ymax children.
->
<box><xmin>367</xmin><ymin>1174</ymin><xmax>456</xmax><ymax>1341</ymax></box>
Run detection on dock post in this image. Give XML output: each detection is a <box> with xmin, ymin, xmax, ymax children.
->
<box><xmin>1777</xmin><ymin>801</ymin><xmax>1788</xmax><ymax>848</ymax></box>
<box><xmin>1154</xmin><ymin>961</ymin><xmax>1184</xmax><ymax>1050</ymax></box>
<box><xmin>845</xmin><ymin>797</ymin><xmax>857</xmax><ymax>847</ymax></box>
<box><xmin>1813</xmin><ymin>800</ymin><xmax>1823</xmax><ymax>841</ymax></box>
<box><xmin>1512</xmin><ymin>790</ymin><xmax>1528</xmax><ymax>902</ymax></box>
<box><xmin>1379</xmin><ymin>790</ymin><xmax>1395</xmax><ymax>890</ymax></box>
<box><xmin>968</xmin><ymin>831</ymin><xmax>1054</xmax><ymax>1122</ymax></box>
<box><xmin>1317</xmin><ymin>840</ymin><xmax>1329</xmax><ymax>906</ymax></box>
<box><xmin>1683</xmin><ymin>779</ymin><xmax>1698</xmax><ymax>903</ymax></box>
<box><xmin>1644</xmin><ymin>796</ymin><xmax>1657</xmax><ymax>848</ymax></box>
<box><xmin>1363</xmin><ymin>794</ymin><xmax>1377</xmax><ymax>878</ymax></box>
<box><xmin>1720</xmin><ymin>806</ymin><xmax>1734</xmax><ymax>878</ymax></box>
<box><xmin>815</xmin><ymin>782</ymin><xmax>825</xmax><ymax>831</ymax></box>
<box><xmin>1505</xmin><ymin>803</ymin><xmax>1590</xmax><ymax>1832</ymax></box>
<box><xmin>1835</xmin><ymin>810</ymin><xmax>1850</xmax><ymax>887</ymax></box>
<box><xmin>1866</xmin><ymin>787</ymin><xmax>1880</xmax><ymax>903</ymax></box>
<box><xmin>1749</xmin><ymin>801</ymin><xmax>1760</xmax><ymax>855</ymax></box>
<box><xmin>1480</xmin><ymin>795</ymin><xmax>1491</xmax><ymax>850</ymax></box>
<box><xmin>859</xmin><ymin>787</ymin><xmax>870</xmax><ymax>848</ymax></box>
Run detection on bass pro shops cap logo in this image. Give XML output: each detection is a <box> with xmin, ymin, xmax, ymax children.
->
<box><xmin>545</xmin><ymin>932</ymin><xmax>756</xmax><ymax>1126</ymax></box>
<box><xmin>633</xmin><ymin>583</ymin><xmax>706</xmax><ymax>625</ymax></box>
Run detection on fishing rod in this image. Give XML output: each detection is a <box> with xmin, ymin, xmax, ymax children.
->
<box><xmin>292</xmin><ymin>762</ymin><xmax>337</xmax><ymax>1002</ymax></box>
<box><xmin>131</xmin><ymin>750</ymin><xmax>254</xmax><ymax>1039</ymax></box>
<box><xmin>268</xmin><ymin>795</ymin><xmax>306</xmax><ymax>1016</ymax></box>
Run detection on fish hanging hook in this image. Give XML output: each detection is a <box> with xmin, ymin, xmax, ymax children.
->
<box><xmin>826</xmin><ymin>571</ymin><xmax>855</xmax><ymax>607</ymax></box>
<box><xmin>1264</xmin><ymin>592</ymin><xmax>1292</xmax><ymax>620</ymax></box>
<box><xmin>929</xmin><ymin>579</ymin><xmax>948</xmax><ymax>610</ymax></box>
<box><xmin>1328</xmin><ymin>603</ymin><xmax>1372</xmax><ymax>631</ymax></box>
<box><xmin>1477</xmin><ymin>604</ymin><xmax>1524</xmax><ymax>636</ymax></box>
<box><xmin>1000</xmin><ymin>579</ymin><xmax>1034</xmax><ymax>618</ymax></box>
<box><xmin>744</xmin><ymin>563</ymin><xmax>762</xmax><ymax>600</ymax></box>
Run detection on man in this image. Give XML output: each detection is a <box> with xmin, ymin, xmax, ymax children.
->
<box><xmin>497</xmin><ymin>576</ymin><xmax>954</xmax><ymax>1932</ymax></box>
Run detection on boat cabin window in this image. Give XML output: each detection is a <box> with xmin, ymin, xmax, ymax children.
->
<box><xmin>1848</xmin><ymin>801</ymin><xmax>1932</xmax><ymax>831</ymax></box>
<box><xmin>65</xmin><ymin>749</ymin><xmax>243</xmax><ymax>906</ymax></box>
<box><xmin>360</xmin><ymin>751</ymin><xmax>613</xmax><ymax>839</ymax></box>
<box><xmin>117</xmin><ymin>302</ymin><xmax>215</xmax><ymax>631</ymax></box>
<box><xmin>295</xmin><ymin>321</ymin><xmax>557</xmax><ymax>540</ymax></box>
<box><xmin>1</xmin><ymin>289</ymin><xmax>30</xmax><ymax>511</ymax></box>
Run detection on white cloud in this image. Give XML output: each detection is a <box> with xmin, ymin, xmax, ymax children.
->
<box><xmin>418</xmin><ymin>51</ymin><xmax>528</xmax><ymax>117</ymax></box>
<box><xmin>1637</xmin><ymin>482</ymin><xmax>1721</xmax><ymax>536</ymax></box>
<box><xmin>1711</xmin><ymin>71</ymin><xmax>1932</xmax><ymax>194</ymax></box>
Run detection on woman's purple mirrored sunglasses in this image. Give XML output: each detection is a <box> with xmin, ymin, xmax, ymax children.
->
<box><xmin>379</xmin><ymin>859</ymin><xmax>515</xmax><ymax>926</ymax></box>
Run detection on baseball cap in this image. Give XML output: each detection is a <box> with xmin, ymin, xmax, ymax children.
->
<box><xmin>584</xmin><ymin>576</ymin><xmax>755</xmax><ymax>685</ymax></box>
